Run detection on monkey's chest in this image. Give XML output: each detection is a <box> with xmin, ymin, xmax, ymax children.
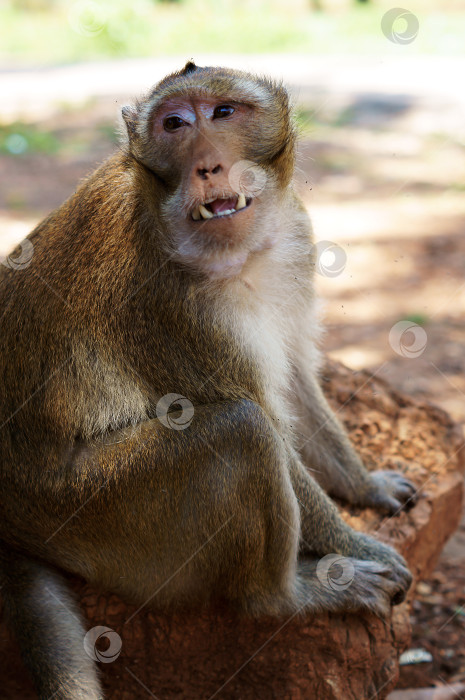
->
<box><xmin>214</xmin><ymin>289</ymin><xmax>296</xmax><ymax>427</ymax></box>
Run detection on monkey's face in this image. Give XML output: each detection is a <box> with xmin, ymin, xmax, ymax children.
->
<box><xmin>154</xmin><ymin>95</ymin><xmax>262</xmax><ymax>278</ymax></box>
<box><xmin>123</xmin><ymin>65</ymin><xmax>296</xmax><ymax>279</ymax></box>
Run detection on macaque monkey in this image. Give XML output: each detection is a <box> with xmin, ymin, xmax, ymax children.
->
<box><xmin>0</xmin><ymin>62</ymin><xmax>417</xmax><ymax>699</ymax></box>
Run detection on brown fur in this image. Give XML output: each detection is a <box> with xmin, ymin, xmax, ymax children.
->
<box><xmin>0</xmin><ymin>62</ymin><xmax>416</xmax><ymax>699</ymax></box>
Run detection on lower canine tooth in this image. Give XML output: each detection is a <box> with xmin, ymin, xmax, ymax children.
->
<box><xmin>192</xmin><ymin>207</ymin><xmax>201</xmax><ymax>220</ymax></box>
<box><xmin>199</xmin><ymin>204</ymin><xmax>214</xmax><ymax>219</ymax></box>
<box><xmin>236</xmin><ymin>193</ymin><xmax>246</xmax><ymax>210</ymax></box>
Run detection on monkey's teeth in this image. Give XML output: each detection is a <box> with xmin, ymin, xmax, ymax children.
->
<box><xmin>199</xmin><ymin>204</ymin><xmax>214</xmax><ymax>219</ymax></box>
<box><xmin>193</xmin><ymin>196</ymin><xmax>250</xmax><ymax>220</ymax></box>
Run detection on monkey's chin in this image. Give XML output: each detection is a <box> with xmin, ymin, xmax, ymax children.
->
<box><xmin>173</xmin><ymin>233</ymin><xmax>250</xmax><ymax>279</ymax></box>
<box><xmin>202</xmin><ymin>252</ymin><xmax>249</xmax><ymax>279</ymax></box>
<box><xmin>175</xmin><ymin>200</ymin><xmax>278</xmax><ymax>279</ymax></box>
<box><xmin>184</xmin><ymin>232</ymin><xmax>278</xmax><ymax>280</ymax></box>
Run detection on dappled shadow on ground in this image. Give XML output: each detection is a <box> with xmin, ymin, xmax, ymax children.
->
<box><xmin>292</xmin><ymin>87</ymin><xmax>465</xmax><ymax>429</ymax></box>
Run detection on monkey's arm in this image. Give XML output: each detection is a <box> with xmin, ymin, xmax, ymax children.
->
<box><xmin>292</xmin><ymin>368</ymin><xmax>417</xmax><ymax>514</ymax></box>
<box><xmin>287</xmin><ymin>192</ymin><xmax>416</xmax><ymax>513</ymax></box>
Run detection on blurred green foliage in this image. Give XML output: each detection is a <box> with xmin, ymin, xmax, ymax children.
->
<box><xmin>403</xmin><ymin>314</ymin><xmax>429</xmax><ymax>326</ymax></box>
<box><xmin>294</xmin><ymin>107</ymin><xmax>320</xmax><ymax>137</ymax></box>
<box><xmin>0</xmin><ymin>122</ymin><xmax>60</xmax><ymax>155</ymax></box>
<box><xmin>0</xmin><ymin>0</ymin><xmax>464</xmax><ymax>65</ymax></box>
<box><xmin>97</xmin><ymin>122</ymin><xmax>121</xmax><ymax>144</ymax></box>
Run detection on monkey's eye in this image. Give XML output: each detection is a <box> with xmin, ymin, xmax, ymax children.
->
<box><xmin>163</xmin><ymin>115</ymin><xmax>187</xmax><ymax>132</ymax></box>
<box><xmin>213</xmin><ymin>105</ymin><xmax>235</xmax><ymax>119</ymax></box>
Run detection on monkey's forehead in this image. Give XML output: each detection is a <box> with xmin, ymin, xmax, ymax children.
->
<box><xmin>142</xmin><ymin>65</ymin><xmax>288</xmax><ymax>114</ymax></box>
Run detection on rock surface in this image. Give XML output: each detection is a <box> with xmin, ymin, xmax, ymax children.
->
<box><xmin>1</xmin><ymin>359</ymin><xmax>464</xmax><ymax>700</ymax></box>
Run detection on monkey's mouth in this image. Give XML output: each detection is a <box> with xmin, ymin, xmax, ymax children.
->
<box><xmin>191</xmin><ymin>194</ymin><xmax>251</xmax><ymax>221</ymax></box>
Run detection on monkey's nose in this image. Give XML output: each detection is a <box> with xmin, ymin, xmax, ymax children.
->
<box><xmin>196</xmin><ymin>164</ymin><xmax>223</xmax><ymax>180</ymax></box>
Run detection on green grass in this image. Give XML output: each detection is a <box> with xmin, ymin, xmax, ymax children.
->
<box><xmin>0</xmin><ymin>0</ymin><xmax>464</xmax><ymax>66</ymax></box>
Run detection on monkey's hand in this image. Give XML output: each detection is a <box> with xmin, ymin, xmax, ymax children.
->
<box><xmin>359</xmin><ymin>470</ymin><xmax>418</xmax><ymax>515</ymax></box>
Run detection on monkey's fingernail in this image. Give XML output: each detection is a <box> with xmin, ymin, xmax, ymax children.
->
<box><xmin>199</xmin><ymin>204</ymin><xmax>214</xmax><ymax>219</ymax></box>
<box><xmin>192</xmin><ymin>207</ymin><xmax>201</xmax><ymax>220</ymax></box>
<box><xmin>236</xmin><ymin>193</ymin><xmax>246</xmax><ymax>210</ymax></box>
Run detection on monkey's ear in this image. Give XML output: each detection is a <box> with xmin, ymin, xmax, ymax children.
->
<box><xmin>181</xmin><ymin>61</ymin><xmax>197</xmax><ymax>75</ymax></box>
<box><xmin>122</xmin><ymin>105</ymin><xmax>138</xmax><ymax>141</ymax></box>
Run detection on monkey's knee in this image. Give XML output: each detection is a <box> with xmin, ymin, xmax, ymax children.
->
<box><xmin>223</xmin><ymin>399</ymin><xmax>288</xmax><ymax>461</ymax></box>
<box><xmin>217</xmin><ymin>399</ymin><xmax>295</xmax><ymax>503</ymax></box>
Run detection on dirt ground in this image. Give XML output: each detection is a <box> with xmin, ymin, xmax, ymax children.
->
<box><xmin>1</xmin><ymin>56</ymin><xmax>464</xmax><ymax>694</ymax></box>
<box><xmin>296</xmin><ymin>82</ymin><xmax>465</xmax><ymax>692</ymax></box>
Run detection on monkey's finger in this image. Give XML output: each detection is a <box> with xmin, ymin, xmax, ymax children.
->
<box><xmin>389</xmin><ymin>472</ymin><xmax>417</xmax><ymax>491</ymax></box>
<box><xmin>380</xmin><ymin>495</ymin><xmax>404</xmax><ymax>515</ymax></box>
<box><xmin>361</xmin><ymin>491</ymin><xmax>403</xmax><ymax>515</ymax></box>
<box><xmin>396</xmin><ymin>487</ymin><xmax>418</xmax><ymax>505</ymax></box>
<box><xmin>396</xmin><ymin>478</ymin><xmax>417</xmax><ymax>494</ymax></box>
<box><xmin>389</xmin><ymin>477</ymin><xmax>419</xmax><ymax>507</ymax></box>
<box><xmin>393</xmin><ymin>480</ymin><xmax>417</xmax><ymax>496</ymax></box>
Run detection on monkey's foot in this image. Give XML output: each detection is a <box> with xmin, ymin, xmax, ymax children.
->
<box><xmin>341</xmin><ymin>559</ymin><xmax>404</xmax><ymax>617</ymax></box>
<box><xmin>361</xmin><ymin>470</ymin><xmax>418</xmax><ymax>515</ymax></box>
<box><xmin>299</xmin><ymin>557</ymin><xmax>406</xmax><ymax>618</ymax></box>
<box><xmin>352</xmin><ymin>533</ymin><xmax>413</xmax><ymax>605</ymax></box>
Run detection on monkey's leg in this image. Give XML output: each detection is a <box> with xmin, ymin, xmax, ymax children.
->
<box><xmin>292</xmin><ymin>370</ymin><xmax>417</xmax><ymax>514</ymax></box>
<box><xmin>0</xmin><ymin>544</ymin><xmax>102</xmax><ymax>700</ymax></box>
<box><xmin>58</xmin><ymin>398</ymin><xmax>409</xmax><ymax>620</ymax></box>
